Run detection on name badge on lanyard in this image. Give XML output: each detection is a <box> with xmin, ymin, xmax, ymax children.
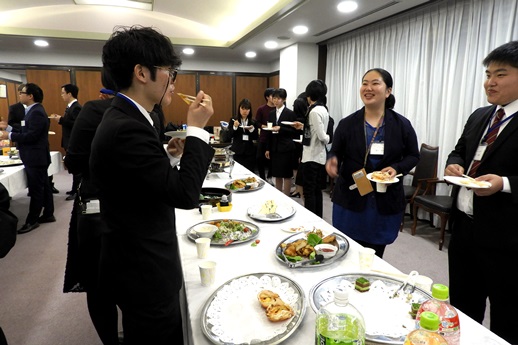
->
<box><xmin>242</xmin><ymin>134</ymin><xmax>249</xmax><ymax>141</ymax></box>
<box><xmin>473</xmin><ymin>143</ymin><xmax>487</xmax><ymax>161</ymax></box>
<box><xmin>370</xmin><ymin>142</ymin><xmax>384</xmax><ymax>155</ymax></box>
<box><xmin>21</xmin><ymin>120</ymin><xmax>25</xmax><ymax>127</ymax></box>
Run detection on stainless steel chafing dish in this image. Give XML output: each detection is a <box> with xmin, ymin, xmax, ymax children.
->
<box><xmin>208</xmin><ymin>146</ymin><xmax>235</xmax><ymax>178</ymax></box>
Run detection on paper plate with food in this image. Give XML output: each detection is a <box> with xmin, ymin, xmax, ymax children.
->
<box><xmin>280</xmin><ymin>225</ymin><xmax>310</xmax><ymax>233</ymax></box>
<box><xmin>310</xmin><ymin>273</ymin><xmax>432</xmax><ymax>343</ymax></box>
<box><xmin>164</xmin><ymin>130</ymin><xmax>187</xmax><ymax>139</ymax></box>
<box><xmin>247</xmin><ymin>200</ymin><xmax>296</xmax><ymax>222</ymax></box>
<box><xmin>0</xmin><ymin>158</ymin><xmax>23</xmax><ymax>167</ymax></box>
<box><xmin>224</xmin><ymin>177</ymin><xmax>265</xmax><ymax>192</ymax></box>
<box><xmin>275</xmin><ymin>229</ymin><xmax>349</xmax><ymax>268</ymax></box>
<box><xmin>367</xmin><ymin>171</ymin><xmax>400</xmax><ymax>184</ymax></box>
<box><xmin>186</xmin><ymin>219</ymin><xmax>259</xmax><ymax>246</ymax></box>
<box><xmin>200</xmin><ymin>272</ymin><xmax>306</xmax><ymax>345</ymax></box>
<box><xmin>444</xmin><ymin>176</ymin><xmax>491</xmax><ymax>189</ymax></box>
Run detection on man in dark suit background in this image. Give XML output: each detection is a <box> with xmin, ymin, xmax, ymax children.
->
<box><xmin>90</xmin><ymin>26</ymin><xmax>214</xmax><ymax>345</ymax></box>
<box><xmin>50</xmin><ymin>84</ymin><xmax>82</xmax><ymax>200</ymax></box>
<box><xmin>445</xmin><ymin>41</ymin><xmax>518</xmax><ymax>344</ymax></box>
<box><xmin>0</xmin><ymin>83</ymin><xmax>54</xmax><ymax>233</ymax></box>
<box><xmin>7</xmin><ymin>84</ymin><xmax>26</xmax><ymax>132</ymax></box>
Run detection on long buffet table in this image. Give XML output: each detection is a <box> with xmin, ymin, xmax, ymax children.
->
<box><xmin>175</xmin><ymin>162</ymin><xmax>509</xmax><ymax>345</ymax></box>
<box><xmin>0</xmin><ymin>151</ymin><xmax>63</xmax><ymax>196</ymax></box>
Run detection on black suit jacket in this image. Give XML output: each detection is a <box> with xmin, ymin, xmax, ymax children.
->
<box><xmin>90</xmin><ymin>95</ymin><xmax>214</xmax><ymax>304</ymax></box>
<box><xmin>447</xmin><ymin>105</ymin><xmax>518</xmax><ymax>248</ymax></box>
<box><xmin>227</xmin><ymin>117</ymin><xmax>259</xmax><ymax>155</ymax></box>
<box><xmin>59</xmin><ymin>100</ymin><xmax>82</xmax><ymax>149</ymax></box>
<box><xmin>266</xmin><ymin>107</ymin><xmax>298</xmax><ymax>153</ymax></box>
<box><xmin>7</xmin><ymin>102</ymin><xmax>25</xmax><ymax>131</ymax></box>
<box><xmin>10</xmin><ymin>103</ymin><xmax>51</xmax><ymax>168</ymax></box>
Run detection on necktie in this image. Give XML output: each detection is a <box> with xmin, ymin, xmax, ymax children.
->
<box><xmin>468</xmin><ymin>108</ymin><xmax>505</xmax><ymax>177</ymax></box>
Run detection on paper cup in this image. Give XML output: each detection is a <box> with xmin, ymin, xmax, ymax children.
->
<box><xmin>199</xmin><ymin>261</ymin><xmax>216</xmax><ymax>286</ymax></box>
<box><xmin>359</xmin><ymin>247</ymin><xmax>376</xmax><ymax>270</ymax></box>
<box><xmin>415</xmin><ymin>275</ymin><xmax>433</xmax><ymax>292</ymax></box>
<box><xmin>376</xmin><ymin>182</ymin><xmax>387</xmax><ymax>193</ymax></box>
<box><xmin>267</xmin><ymin>122</ymin><xmax>273</xmax><ymax>129</ymax></box>
<box><xmin>195</xmin><ymin>238</ymin><xmax>211</xmax><ymax>259</ymax></box>
<box><xmin>201</xmin><ymin>204</ymin><xmax>212</xmax><ymax>220</ymax></box>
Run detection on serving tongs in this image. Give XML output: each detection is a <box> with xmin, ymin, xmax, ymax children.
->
<box><xmin>390</xmin><ymin>270</ymin><xmax>418</xmax><ymax>299</ymax></box>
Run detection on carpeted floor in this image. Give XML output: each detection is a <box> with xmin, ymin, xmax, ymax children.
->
<box><xmin>0</xmin><ymin>171</ymin><xmax>488</xmax><ymax>345</ymax></box>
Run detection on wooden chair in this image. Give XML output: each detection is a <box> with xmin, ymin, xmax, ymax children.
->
<box><xmin>411</xmin><ymin>178</ymin><xmax>453</xmax><ymax>250</ymax></box>
<box><xmin>400</xmin><ymin>143</ymin><xmax>439</xmax><ymax>231</ymax></box>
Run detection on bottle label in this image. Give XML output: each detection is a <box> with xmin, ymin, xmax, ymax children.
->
<box><xmin>316</xmin><ymin>334</ymin><xmax>359</xmax><ymax>345</ymax></box>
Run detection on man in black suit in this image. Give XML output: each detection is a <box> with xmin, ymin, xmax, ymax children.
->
<box><xmin>0</xmin><ymin>83</ymin><xmax>54</xmax><ymax>233</ymax></box>
<box><xmin>51</xmin><ymin>84</ymin><xmax>82</xmax><ymax>200</ymax></box>
<box><xmin>7</xmin><ymin>84</ymin><xmax>26</xmax><ymax>132</ymax></box>
<box><xmin>445</xmin><ymin>41</ymin><xmax>518</xmax><ymax>344</ymax></box>
<box><xmin>90</xmin><ymin>26</ymin><xmax>214</xmax><ymax>345</ymax></box>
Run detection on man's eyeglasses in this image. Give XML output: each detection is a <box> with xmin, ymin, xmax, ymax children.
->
<box><xmin>154</xmin><ymin>66</ymin><xmax>178</xmax><ymax>83</ymax></box>
<box><xmin>19</xmin><ymin>92</ymin><xmax>27</xmax><ymax>94</ymax></box>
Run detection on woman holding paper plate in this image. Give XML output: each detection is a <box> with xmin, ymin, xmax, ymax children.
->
<box><xmin>325</xmin><ymin>68</ymin><xmax>419</xmax><ymax>258</ymax></box>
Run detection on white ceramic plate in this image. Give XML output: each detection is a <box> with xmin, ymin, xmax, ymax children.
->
<box><xmin>247</xmin><ymin>202</ymin><xmax>296</xmax><ymax>222</ymax></box>
<box><xmin>261</xmin><ymin>127</ymin><xmax>275</xmax><ymax>131</ymax></box>
<box><xmin>280</xmin><ymin>225</ymin><xmax>309</xmax><ymax>233</ymax></box>
<box><xmin>366</xmin><ymin>173</ymin><xmax>399</xmax><ymax>184</ymax></box>
<box><xmin>444</xmin><ymin>175</ymin><xmax>491</xmax><ymax>189</ymax></box>
<box><xmin>164</xmin><ymin>131</ymin><xmax>187</xmax><ymax>139</ymax></box>
<box><xmin>281</xmin><ymin>121</ymin><xmax>295</xmax><ymax>125</ymax></box>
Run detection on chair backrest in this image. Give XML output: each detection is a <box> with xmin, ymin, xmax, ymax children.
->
<box><xmin>412</xmin><ymin>144</ymin><xmax>439</xmax><ymax>187</ymax></box>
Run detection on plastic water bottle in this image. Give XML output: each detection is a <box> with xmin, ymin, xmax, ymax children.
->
<box><xmin>416</xmin><ymin>284</ymin><xmax>460</xmax><ymax>345</ymax></box>
<box><xmin>404</xmin><ymin>311</ymin><xmax>448</xmax><ymax>345</ymax></box>
<box><xmin>315</xmin><ymin>289</ymin><xmax>365</xmax><ymax>345</ymax></box>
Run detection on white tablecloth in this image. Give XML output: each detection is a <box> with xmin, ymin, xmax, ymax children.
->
<box><xmin>175</xmin><ymin>163</ymin><xmax>509</xmax><ymax>345</ymax></box>
<box><xmin>0</xmin><ymin>151</ymin><xmax>63</xmax><ymax>196</ymax></box>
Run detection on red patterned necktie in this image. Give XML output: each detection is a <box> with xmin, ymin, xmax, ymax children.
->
<box><xmin>468</xmin><ymin>108</ymin><xmax>505</xmax><ymax>177</ymax></box>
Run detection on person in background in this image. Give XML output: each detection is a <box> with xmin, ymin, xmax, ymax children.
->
<box><xmin>0</xmin><ymin>83</ymin><xmax>55</xmax><ymax>233</ymax></box>
<box><xmin>444</xmin><ymin>41</ymin><xmax>518</xmax><ymax>344</ymax></box>
<box><xmin>7</xmin><ymin>84</ymin><xmax>26</xmax><ymax>132</ymax></box>
<box><xmin>290</xmin><ymin>96</ymin><xmax>308</xmax><ymax>198</ymax></box>
<box><xmin>227</xmin><ymin>98</ymin><xmax>258</xmax><ymax>172</ymax></box>
<box><xmin>50</xmin><ymin>84</ymin><xmax>82</xmax><ymax>200</ymax></box>
<box><xmin>325</xmin><ymin>68</ymin><xmax>419</xmax><ymax>258</ymax></box>
<box><xmin>255</xmin><ymin>87</ymin><xmax>275</xmax><ymax>182</ymax></box>
<box><xmin>90</xmin><ymin>26</ymin><xmax>214</xmax><ymax>345</ymax></box>
<box><xmin>292</xmin><ymin>80</ymin><xmax>330</xmax><ymax>217</ymax></box>
<box><xmin>265</xmin><ymin>88</ymin><xmax>298</xmax><ymax>195</ymax></box>
<box><xmin>63</xmin><ymin>87</ymin><xmax>119</xmax><ymax>345</ymax></box>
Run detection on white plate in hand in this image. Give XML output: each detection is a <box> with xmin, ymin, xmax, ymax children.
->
<box><xmin>366</xmin><ymin>173</ymin><xmax>399</xmax><ymax>184</ymax></box>
<box><xmin>444</xmin><ymin>176</ymin><xmax>491</xmax><ymax>189</ymax></box>
<box><xmin>281</xmin><ymin>121</ymin><xmax>295</xmax><ymax>125</ymax></box>
<box><xmin>165</xmin><ymin>131</ymin><xmax>187</xmax><ymax>139</ymax></box>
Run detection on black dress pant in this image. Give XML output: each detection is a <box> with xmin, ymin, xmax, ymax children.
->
<box><xmin>24</xmin><ymin>165</ymin><xmax>53</xmax><ymax>224</ymax></box>
<box><xmin>256</xmin><ymin>141</ymin><xmax>271</xmax><ymax>179</ymax></box>
<box><xmin>449</xmin><ymin>211</ymin><xmax>518</xmax><ymax>344</ymax></box>
<box><xmin>302</xmin><ymin>161</ymin><xmax>326</xmax><ymax>217</ymax></box>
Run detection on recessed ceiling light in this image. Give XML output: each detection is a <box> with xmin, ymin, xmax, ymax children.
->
<box><xmin>245</xmin><ymin>51</ymin><xmax>256</xmax><ymax>58</ymax></box>
<box><xmin>264</xmin><ymin>41</ymin><xmax>278</xmax><ymax>49</ymax></box>
<box><xmin>337</xmin><ymin>1</ymin><xmax>358</xmax><ymax>13</ymax></box>
<box><xmin>292</xmin><ymin>25</ymin><xmax>308</xmax><ymax>35</ymax></box>
<box><xmin>182</xmin><ymin>48</ymin><xmax>194</xmax><ymax>55</ymax></box>
<box><xmin>74</xmin><ymin>0</ymin><xmax>152</xmax><ymax>10</ymax></box>
<box><xmin>34</xmin><ymin>40</ymin><xmax>49</xmax><ymax>47</ymax></box>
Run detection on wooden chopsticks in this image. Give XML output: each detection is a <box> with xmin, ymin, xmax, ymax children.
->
<box><xmin>176</xmin><ymin>93</ymin><xmax>208</xmax><ymax>107</ymax></box>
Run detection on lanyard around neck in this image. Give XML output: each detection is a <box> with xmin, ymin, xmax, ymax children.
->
<box><xmin>363</xmin><ymin>114</ymin><xmax>384</xmax><ymax>167</ymax></box>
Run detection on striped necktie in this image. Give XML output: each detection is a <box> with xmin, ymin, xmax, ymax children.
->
<box><xmin>468</xmin><ymin>108</ymin><xmax>505</xmax><ymax>177</ymax></box>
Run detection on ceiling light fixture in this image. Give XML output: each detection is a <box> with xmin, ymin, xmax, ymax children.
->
<box><xmin>337</xmin><ymin>1</ymin><xmax>358</xmax><ymax>13</ymax></box>
<box><xmin>34</xmin><ymin>40</ymin><xmax>49</xmax><ymax>47</ymax></box>
<box><xmin>74</xmin><ymin>0</ymin><xmax>153</xmax><ymax>11</ymax></box>
<box><xmin>182</xmin><ymin>48</ymin><xmax>194</xmax><ymax>55</ymax></box>
<box><xmin>245</xmin><ymin>51</ymin><xmax>257</xmax><ymax>58</ymax></box>
<box><xmin>264</xmin><ymin>41</ymin><xmax>278</xmax><ymax>49</ymax></box>
<box><xmin>292</xmin><ymin>25</ymin><xmax>308</xmax><ymax>35</ymax></box>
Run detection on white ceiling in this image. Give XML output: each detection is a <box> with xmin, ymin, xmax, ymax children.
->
<box><xmin>0</xmin><ymin>0</ymin><xmax>433</xmax><ymax>65</ymax></box>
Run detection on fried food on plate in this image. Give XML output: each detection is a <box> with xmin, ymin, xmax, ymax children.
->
<box><xmin>258</xmin><ymin>290</ymin><xmax>279</xmax><ymax>309</ymax></box>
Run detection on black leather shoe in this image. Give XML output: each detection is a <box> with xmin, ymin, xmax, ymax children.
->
<box><xmin>38</xmin><ymin>215</ymin><xmax>56</xmax><ymax>223</ymax></box>
<box><xmin>65</xmin><ymin>193</ymin><xmax>76</xmax><ymax>201</ymax></box>
<box><xmin>18</xmin><ymin>223</ymin><xmax>40</xmax><ymax>234</ymax></box>
<box><xmin>65</xmin><ymin>190</ymin><xmax>74</xmax><ymax>195</ymax></box>
<box><xmin>51</xmin><ymin>186</ymin><xmax>60</xmax><ymax>194</ymax></box>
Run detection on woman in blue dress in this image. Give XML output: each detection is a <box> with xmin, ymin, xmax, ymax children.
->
<box><xmin>325</xmin><ymin>68</ymin><xmax>419</xmax><ymax>258</ymax></box>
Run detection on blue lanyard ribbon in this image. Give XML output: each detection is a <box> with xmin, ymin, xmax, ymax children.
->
<box><xmin>482</xmin><ymin>111</ymin><xmax>515</xmax><ymax>142</ymax></box>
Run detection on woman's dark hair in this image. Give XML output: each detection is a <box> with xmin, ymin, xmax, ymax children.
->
<box><xmin>238</xmin><ymin>98</ymin><xmax>253</xmax><ymax>121</ymax></box>
<box><xmin>483</xmin><ymin>41</ymin><xmax>518</xmax><ymax>69</ymax></box>
<box><xmin>293</xmin><ymin>98</ymin><xmax>308</xmax><ymax>120</ymax></box>
<box><xmin>363</xmin><ymin>68</ymin><xmax>396</xmax><ymax>109</ymax></box>
<box><xmin>305</xmin><ymin>79</ymin><xmax>327</xmax><ymax>103</ymax></box>
<box><xmin>272</xmin><ymin>88</ymin><xmax>287</xmax><ymax>100</ymax></box>
<box><xmin>24</xmin><ymin>83</ymin><xmax>44</xmax><ymax>103</ymax></box>
<box><xmin>102</xmin><ymin>25</ymin><xmax>182</xmax><ymax>91</ymax></box>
